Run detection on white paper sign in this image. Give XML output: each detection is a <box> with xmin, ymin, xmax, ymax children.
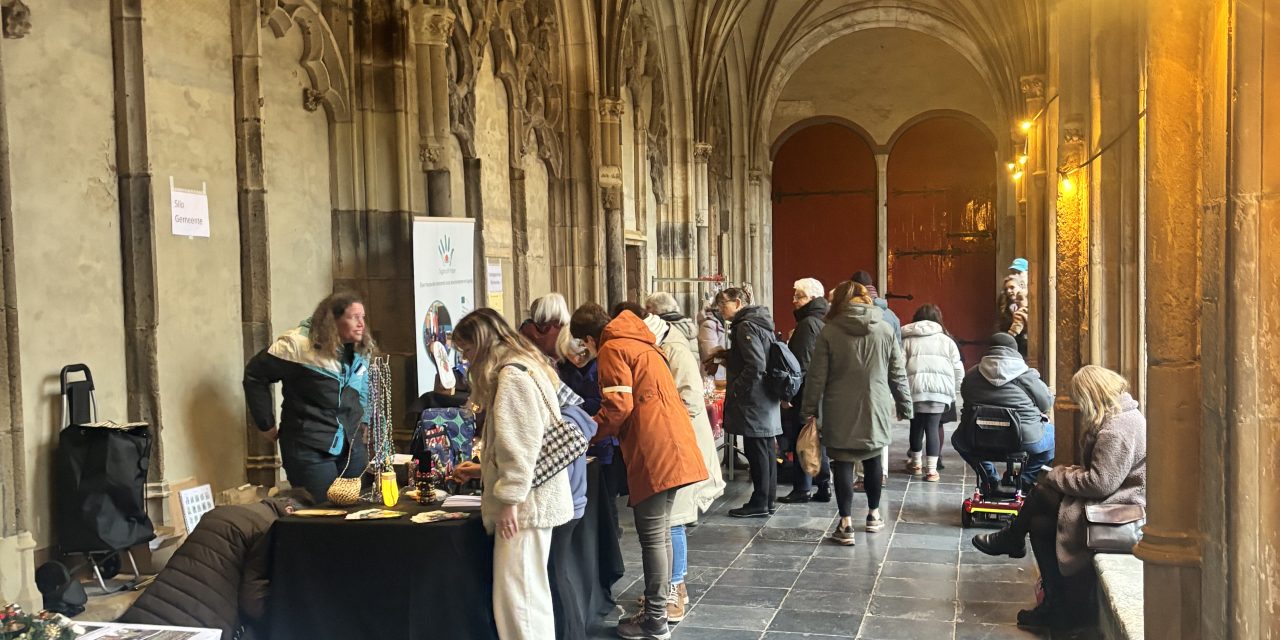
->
<box><xmin>413</xmin><ymin>217</ymin><xmax>477</xmax><ymax>395</ymax></box>
<box><xmin>179</xmin><ymin>484</ymin><xmax>215</xmax><ymax>534</ymax></box>
<box><xmin>170</xmin><ymin>177</ymin><xmax>210</xmax><ymax>237</ymax></box>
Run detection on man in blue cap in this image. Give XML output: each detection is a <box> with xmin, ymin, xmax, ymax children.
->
<box><xmin>1000</xmin><ymin>258</ymin><xmax>1029</xmax><ymax>358</ymax></box>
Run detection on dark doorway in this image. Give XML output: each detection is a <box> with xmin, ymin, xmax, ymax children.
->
<box><xmin>887</xmin><ymin>116</ymin><xmax>997</xmax><ymax>364</ymax></box>
<box><xmin>771</xmin><ymin>122</ymin><xmax>878</xmax><ymax>336</ymax></box>
<box><xmin>625</xmin><ymin>244</ymin><xmax>643</xmax><ymax>303</ymax></box>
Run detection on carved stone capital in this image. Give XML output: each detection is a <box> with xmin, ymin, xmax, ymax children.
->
<box><xmin>302</xmin><ymin>88</ymin><xmax>323</xmax><ymax>112</ymax></box>
<box><xmin>1058</xmin><ymin>122</ymin><xmax>1087</xmax><ymax>172</ymax></box>
<box><xmin>410</xmin><ymin>4</ymin><xmax>456</xmax><ymax>46</ymax></box>
<box><xmin>2</xmin><ymin>0</ymin><xmax>31</xmax><ymax>39</ymax></box>
<box><xmin>695</xmin><ymin>210</ymin><xmax>708</xmax><ymax>226</ymax></box>
<box><xmin>748</xmin><ymin>170</ymin><xmax>762</xmax><ymax>186</ymax></box>
<box><xmin>420</xmin><ymin>143</ymin><xmax>445</xmax><ymax>169</ymax></box>
<box><xmin>1019</xmin><ymin>74</ymin><xmax>1046</xmax><ymax>100</ymax></box>
<box><xmin>598</xmin><ymin>98</ymin><xmax>624</xmax><ymax>122</ymax></box>
<box><xmin>693</xmin><ymin>142</ymin><xmax>713</xmax><ymax>163</ymax></box>
<box><xmin>601</xmin><ymin>184</ymin><xmax>622</xmax><ymax>210</ymax></box>
<box><xmin>598</xmin><ymin>164</ymin><xmax>623</xmax><ymax>188</ymax></box>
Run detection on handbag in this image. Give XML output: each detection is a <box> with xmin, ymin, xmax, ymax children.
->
<box><xmin>1085</xmin><ymin>503</ymin><xmax>1146</xmax><ymax>553</ymax></box>
<box><xmin>796</xmin><ymin>418</ymin><xmax>822</xmax><ymax>478</ymax></box>
<box><xmin>326</xmin><ymin>426</ymin><xmax>365</xmax><ymax>506</ymax></box>
<box><xmin>504</xmin><ymin>364</ymin><xmax>589</xmax><ymax>489</ymax></box>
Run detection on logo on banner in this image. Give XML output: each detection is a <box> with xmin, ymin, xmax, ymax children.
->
<box><xmin>438</xmin><ymin>236</ymin><xmax>457</xmax><ymax>274</ymax></box>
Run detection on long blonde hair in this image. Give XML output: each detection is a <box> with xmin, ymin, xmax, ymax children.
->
<box><xmin>1070</xmin><ymin>365</ymin><xmax>1130</xmax><ymax>430</ymax></box>
<box><xmin>308</xmin><ymin>291</ymin><xmax>376</xmax><ymax>357</ymax></box>
<box><xmin>453</xmin><ymin>308</ymin><xmax>558</xmax><ymax>411</ymax></box>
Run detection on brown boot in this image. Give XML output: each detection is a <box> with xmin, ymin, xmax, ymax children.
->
<box><xmin>666</xmin><ymin>596</ymin><xmax>685</xmax><ymax>623</ymax></box>
<box><xmin>677</xmin><ymin>582</ymin><xmax>689</xmax><ymax>606</ymax></box>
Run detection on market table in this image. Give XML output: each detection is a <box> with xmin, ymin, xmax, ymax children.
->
<box><xmin>266</xmin><ymin>462</ymin><xmax>624</xmax><ymax>640</ymax></box>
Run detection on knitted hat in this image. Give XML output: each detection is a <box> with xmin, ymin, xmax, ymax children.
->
<box><xmin>989</xmin><ymin>332</ymin><xmax>1018</xmax><ymax>349</ymax></box>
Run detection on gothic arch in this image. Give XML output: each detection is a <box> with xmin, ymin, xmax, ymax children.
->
<box><xmin>753</xmin><ymin>4</ymin><xmax>1006</xmax><ymax>164</ymax></box>
<box><xmin>886</xmin><ymin>108</ymin><xmax>999</xmax><ymax>154</ymax></box>
<box><xmin>261</xmin><ymin>0</ymin><xmax>351</xmax><ymax>121</ymax></box>
<box><xmin>770</xmin><ymin>116</ymin><xmax>882</xmax><ymax>158</ymax></box>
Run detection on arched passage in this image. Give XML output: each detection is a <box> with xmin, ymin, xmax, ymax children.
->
<box><xmin>771</xmin><ymin>122</ymin><xmax>877</xmax><ymax>334</ymax></box>
<box><xmin>887</xmin><ymin>115</ymin><xmax>997</xmax><ymax>364</ymax></box>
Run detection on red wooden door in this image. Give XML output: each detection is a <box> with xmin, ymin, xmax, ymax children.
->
<box><xmin>886</xmin><ymin>117</ymin><xmax>997</xmax><ymax>365</ymax></box>
<box><xmin>771</xmin><ymin>123</ymin><xmax>878</xmax><ymax>335</ymax></box>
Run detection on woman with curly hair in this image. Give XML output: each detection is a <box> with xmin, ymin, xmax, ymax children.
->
<box><xmin>243</xmin><ymin>291</ymin><xmax>377</xmax><ymax>501</ymax></box>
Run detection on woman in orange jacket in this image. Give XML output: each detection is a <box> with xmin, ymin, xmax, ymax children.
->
<box><xmin>570</xmin><ymin>303</ymin><xmax>707</xmax><ymax>640</ymax></box>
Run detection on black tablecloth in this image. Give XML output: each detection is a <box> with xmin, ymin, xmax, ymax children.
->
<box><xmin>267</xmin><ymin>462</ymin><xmax>624</xmax><ymax>640</ymax></box>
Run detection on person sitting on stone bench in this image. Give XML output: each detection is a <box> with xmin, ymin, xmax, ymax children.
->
<box><xmin>970</xmin><ymin>365</ymin><xmax>1147</xmax><ymax>629</ymax></box>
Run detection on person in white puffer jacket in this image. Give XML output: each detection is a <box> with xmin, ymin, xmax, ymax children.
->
<box><xmin>901</xmin><ymin>304</ymin><xmax>964</xmax><ymax>481</ymax></box>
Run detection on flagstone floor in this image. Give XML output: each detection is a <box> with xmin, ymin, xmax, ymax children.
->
<box><xmin>592</xmin><ymin>421</ymin><xmax>1101</xmax><ymax>640</ymax></box>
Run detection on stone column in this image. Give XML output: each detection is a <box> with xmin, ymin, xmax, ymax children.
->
<box><xmin>408</xmin><ymin>1</ymin><xmax>455</xmax><ymax>217</ymax></box>
<box><xmin>231</xmin><ymin>0</ymin><xmax>280</xmax><ymax>487</ymax></box>
<box><xmin>874</xmin><ymin>153</ymin><xmax>888</xmax><ymax>294</ymax></box>
<box><xmin>1019</xmin><ymin>75</ymin><xmax>1047</xmax><ymax>370</ymax></box>
<box><xmin>509</xmin><ymin>165</ymin><xmax>528</xmax><ymax>316</ymax></box>
<box><xmin>747</xmin><ymin>170</ymin><xmax>761</xmax><ymax>292</ymax></box>
<box><xmin>599</xmin><ymin>98</ymin><xmax>625</xmax><ymax>307</ymax></box>
<box><xmin>693</xmin><ymin>142</ymin><xmax>712</xmax><ymax>282</ymax></box>
<box><xmin>111</xmin><ymin>0</ymin><xmax>165</xmax><ymax>477</ymax></box>
<box><xmin>1133</xmin><ymin>0</ymin><xmax>1207</xmax><ymax>636</ymax></box>
<box><xmin>1089</xmin><ymin>0</ymin><xmax>1144</xmax><ymax>394</ymax></box>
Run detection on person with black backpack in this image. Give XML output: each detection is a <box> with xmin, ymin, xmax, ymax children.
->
<box><xmin>715</xmin><ymin>287</ymin><xmax>785</xmax><ymax>518</ymax></box>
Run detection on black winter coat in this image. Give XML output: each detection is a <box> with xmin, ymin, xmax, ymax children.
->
<box><xmin>243</xmin><ymin>323</ymin><xmax>370</xmax><ymax>454</ymax></box>
<box><xmin>724</xmin><ymin>305</ymin><xmax>782</xmax><ymax>438</ymax></box>
<box><xmin>783</xmin><ymin>298</ymin><xmax>829</xmax><ymax>433</ymax></box>
<box><xmin>121</xmin><ymin>499</ymin><xmax>294</xmax><ymax>638</ymax></box>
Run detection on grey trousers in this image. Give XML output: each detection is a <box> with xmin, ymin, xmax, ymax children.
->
<box><xmin>632</xmin><ymin>489</ymin><xmax>677</xmax><ymax>618</ymax></box>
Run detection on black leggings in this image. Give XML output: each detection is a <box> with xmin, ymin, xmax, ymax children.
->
<box><xmin>908</xmin><ymin>412</ymin><xmax>944</xmax><ymax>456</ymax></box>
<box><xmin>1006</xmin><ymin>485</ymin><xmax>1087</xmax><ymax>604</ymax></box>
<box><xmin>833</xmin><ymin>455</ymin><xmax>883</xmax><ymax>517</ymax></box>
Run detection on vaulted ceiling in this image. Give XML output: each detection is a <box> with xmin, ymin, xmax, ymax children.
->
<box><xmin>684</xmin><ymin>0</ymin><xmax>1045</xmax><ymax>156</ymax></box>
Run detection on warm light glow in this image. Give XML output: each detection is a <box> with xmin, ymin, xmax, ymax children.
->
<box><xmin>1013</xmin><ymin>170</ymin><xmax>1024</xmax><ymax>181</ymax></box>
<box><xmin>1019</xmin><ymin>120</ymin><xmax>1034</xmax><ymax>132</ymax></box>
<box><xmin>1060</xmin><ymin>176</ymin><xmax>1074</xmax><ymax>192</ymax></box>
<box><xmin>1007</xmin><ymin>162</ymin><xmax>1016</xmax><ymax>171</ymax></box>
<box><xmin>1018</xmin><ymin>155</ymin><xmax>1029</xmax><ymax>166</ymax></box>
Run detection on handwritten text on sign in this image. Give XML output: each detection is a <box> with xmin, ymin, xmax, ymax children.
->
<box><xmin>170</xmin><ymin>179</ymin><xmax>210</xmax><ymax>238</ymax></box>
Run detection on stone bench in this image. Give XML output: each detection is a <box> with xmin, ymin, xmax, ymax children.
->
<box><xmin>1095</xmin><ymin>554</ymin><xmax>1144</xmax><ymax>639</ymax></box>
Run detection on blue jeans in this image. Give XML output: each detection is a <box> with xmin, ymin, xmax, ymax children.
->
<box><xmin>964</xmin><ymin>423</ymin><xmax>1055</xmax><ymax>489</ymax></box>
<box><xmin>670</xmin><ymin>525</ymin><xmax>687</xmax><ymax>585</ymax></box>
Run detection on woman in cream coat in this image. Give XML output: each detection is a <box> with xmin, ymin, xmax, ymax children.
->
<box><xmin>639</xmin><ymin>304</ymin><xmax>724</xmax><ymax>622</ymax></box>
<box><xmin>451</xmin><ymin>309</ymin><xmax>572</xmax><ymax>640</ymax></box>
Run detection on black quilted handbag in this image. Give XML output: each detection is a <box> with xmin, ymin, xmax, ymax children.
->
<box><xmin>504</xmin><ymin>364</ymin><xmax>588</xmax><ymax>488</ymax></box>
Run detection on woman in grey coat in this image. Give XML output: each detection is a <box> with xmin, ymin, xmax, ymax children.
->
<box><xmin>801</xmin><ymin>282</ymin><xmax>912</xmax><ymax>544</ymax></box>
<box><xmin>972</xmin><ymin>365</ymin><xmax>1146</xmax><ymax>629</ymax></box>
<box><xmin>718</xmin><ymin>287</ymin><xmax>783</xmax><ymax>518</ymax></box>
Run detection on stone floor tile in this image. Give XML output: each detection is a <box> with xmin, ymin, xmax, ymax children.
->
<box><xmin>794</xmin><ymin>568</ymin><xmax>879</xmax><ymax>593</ymax></box>
<box><xmin>671</xmin><ymin>626</ymin><xmax>764</xmax><ymax>640</ymax></box>
<box><xmin>765</xmin><ymin>515</ymin><xmax>836</xmax><ymax>530</ymax></box>
<box><xmin>885</xmin><ymin>547</ymin><xmax>956</xmax><ymax>565</ymax></box>
<box><xmin>698</xmin><ymin>585</ymin><xmax>791</xmax><ymax>608</ymax></box>
<box><xmin>857</xmin><ymin>615</ymin><xmax>954</xmax><ymax>639</ymax></box>
<box><xmin>689</xmin><ymin>549</ymin><xmax>747</xmax><ymax>568</ymax></box>
<box><xmin>878</xmin><ymin>560</ymin><xmax>959</xmax><ymax>581</ymax></box>
<box><xmin>957</xmin><ymin>601</ymin><xmax>1023</xmax><ymax>626</ymax></box>
<box><xmin>873</xmin><ymin>576</ymin><xmax>959</xmax><ymax>600</ymax></box>
<box><xmin>959</xmin><ymin>563</ymin><xmax>1039</xmax><ymax>584</ymax></box>
<box><xmin>890</xmin><ymin>533</ymin><xmax>961</xmax><ymax>551</ymax></box>
<box><xmin>767</xmin><ymin>609</ymin><xmax>862</xmax><ymax>637</ymax></box>
<box><xmin>866</xmin><ymin>594</ymin><xmax>957</xmax><ymax>621</ymax></box>
<box><xmin>758</xmin><ymin>527</ymin><xmax>830</xmax><ymax>543</ymax></box>
<box><xmin>954</xmin><ymin>622</ymin><xmax>1051</xmax><ymax>639</ymax></box>
<box><xmin>680</xmin><ymin>604</ymin><xmax>777</xmax><ymax>631</ymax></box>
<box><xmin>959</xmin><ymin>580</ymin><xmax>1037</xmax><ymax>605</ymax></box>
<box><xmin>731</xmin><ymin>553</ymin><xmax>812</xmax><ymax>571</ymax></box>
<box><xmin>716</xmin><ymin>567</ymin><xmax>802</xmax><ymax>589</ymax></box>
<box><xmin>780</xmin><ymin>588</ymin><xmax>873</xmax><ymax>614</ymax></box>
<box><xmin>744</xmin><ymin>539</ymin><xmax>821</xmax><ymax>557</ymax></box>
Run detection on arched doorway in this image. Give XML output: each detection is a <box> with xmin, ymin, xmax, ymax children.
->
<box><xmin>887</xmin><ymin>115</ymin><xmax>997</xmax><ymax>364</ymax></box>
<box><xmin>771</xmin><ymin>122</ymin><xmax>878</xmax><ymax>335</ymax></box>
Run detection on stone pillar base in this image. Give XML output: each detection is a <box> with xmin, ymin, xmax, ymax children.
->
<box><xmin>0</xmin><ymin>532</ymin><xmax>39</xmax><ymax>610</ymax></box>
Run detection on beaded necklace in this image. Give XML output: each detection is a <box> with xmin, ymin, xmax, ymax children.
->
<box><xmin>364</xmin><ymin>355</ymin><xmax>396</xmax><ymax>504</ymax></box>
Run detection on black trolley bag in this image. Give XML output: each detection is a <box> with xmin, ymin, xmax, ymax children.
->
<box><xmin>54</xmin><ymin>364</ymin><xmax>154</xmax><ymax>590</ymax></box>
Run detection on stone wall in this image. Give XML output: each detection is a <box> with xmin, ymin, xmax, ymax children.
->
<box><xmin>5</xmin><ymin>0</ymin><xmax>125</xmax><ymax>549</ymax></box>
<box><xmin>143</xmin><ymin>0</ymin><xmax>247</xmax><ymax>491</ymax></box>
